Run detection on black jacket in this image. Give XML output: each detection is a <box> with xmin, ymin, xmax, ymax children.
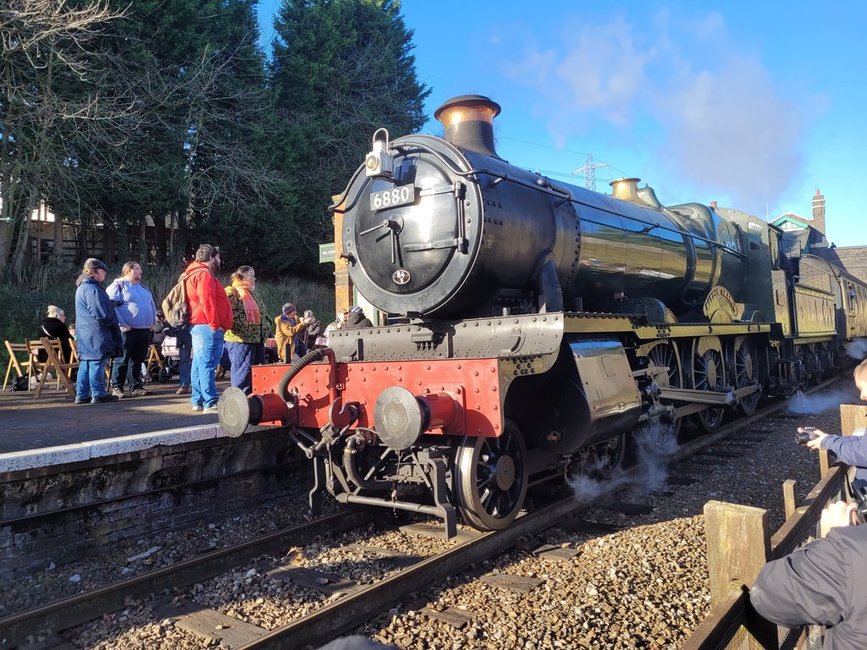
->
<box><xmin>344</xmin><ymin>311</ymin><xmax>373</xmax><ymax>329</ymax></box>
<box><xmin>37</xmin><ymin>317</ymin><xmax>73</xmax><ymax>363</ymax></box>
<box><xmin>750</xmin><ymin>524</ymin><xmax>867</xmax><ymax>650</ymax></box>
<box><xmin>301</xmin><ymin>318</ymin><xmax>325</xmax><ymax>350</ymax></box>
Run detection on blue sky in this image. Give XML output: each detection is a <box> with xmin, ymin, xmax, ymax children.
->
<box><xmin>256</xmin><ymin>1</ymin><xmax>866</xmax><ymax>247</ymax></box>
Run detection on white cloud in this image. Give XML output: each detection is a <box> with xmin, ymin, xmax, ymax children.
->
<box><xmin>502</xmin><ymin>15</ymin><xmax>656</xmax><ymax>141</ymax></box>
<box><xmin>657</xmin><ymin>55</ymin><xmax>804</xmax><ymax>209</ymax></box>
<box><xmin>498</xmin><ymin>10</ymin><xmax>817</xmax><ymax>211</ymax></box>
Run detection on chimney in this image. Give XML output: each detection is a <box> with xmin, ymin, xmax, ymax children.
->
<box><xmin>811</xmin><ymin>188</ymin><xmax>826</xmax><ymax>234</ymax></box>
<box><xmin>434</xmin><ymin>95</ymin><xmax>501</xmax><ymax>157</ymax></box>
<box><xmin>610</xmin><ymin>178</ymin><xmax>642</xmax><ymax>203</ymax></box>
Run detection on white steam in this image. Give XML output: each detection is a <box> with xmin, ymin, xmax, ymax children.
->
<box><xmin>787</xmin><ymin>389</ymin><xmax>849</xmax><ymax>415</ymax></box>
<box><xmin>629</xmin><ymin>423</ymin><xmax>679</xmax><ymax>495</ymax></box>
<box><xmin>844</xmin><ymin>338</ymin><xmax>867</xmax><ymax>360</ymax></box>
<box><xmin>567</xmin><ymin>423</ymin><xmax>678</xmax><ymax>503</ymax></box>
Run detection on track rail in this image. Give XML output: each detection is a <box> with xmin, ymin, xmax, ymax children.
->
<box><xmin>0</xmin><ymin>511</ymin><xmax>373</xmax><ymax>649</ymax></box>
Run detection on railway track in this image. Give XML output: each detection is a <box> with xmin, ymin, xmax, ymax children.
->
<box><xmin>0</xmin><ymin>379</ymin><xmax>836</xmax><ymax>649</ymax></box>
<box><xmin>0</xmin><ymin>511</ymin><xmax>373</xmax><ymax>649</ymax></box>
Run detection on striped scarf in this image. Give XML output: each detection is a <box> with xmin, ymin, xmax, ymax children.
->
<box><xmin>231</xmin><ymin>278</ymin><xmax>261</xmax><ymax>325</ymax></box>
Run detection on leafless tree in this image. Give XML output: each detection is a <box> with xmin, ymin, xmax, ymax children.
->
<box><xmin>0</xmin><ymin>0</ymin><xmax>125</xmax><ymax>282</ymax></box>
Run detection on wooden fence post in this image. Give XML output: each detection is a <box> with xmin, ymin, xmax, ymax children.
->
<box><xmin>835</xmin><ymin>404</ymin><xmax>866</xmax><ymax>499</ymax></box>
<box><xmin>819</xmin><ymin>448</ymin><xmax>831</xmax><ymax>478</ymax></box>
<box><xmin>782</xmin><ymin>480</ymin><xmax>796</xmax><ymax>521</ymax></box>
<box><xmin>840</xmin><ymin>404</ymin><xmax>867</xmax><ymax>437</ymax></box>
<box><xmin>704</xmin><ymin>500</ymin><xmax>777</xmax><ymax>649</ymax></box>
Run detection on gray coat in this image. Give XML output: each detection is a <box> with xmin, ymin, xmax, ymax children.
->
<box><xmin>750</xmin><ymin>524</ymin><xmax>867</xmax><ymax>650</ymax></box>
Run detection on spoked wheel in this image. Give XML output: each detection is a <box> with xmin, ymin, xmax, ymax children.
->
<box><xmin>819</xmin><ymin>343</ymin><xmax>834</xmax><ymax>380</ymax></box>
<box><xmin>454</xmin><ymin>419</ymin><xmax>528</xmax><ymax>531</ymax></box>
<box><xmin>640</xmin><ymin>340</ymin><xmax>683</xmax><ymax>440</ymax></box>
<box><xmin>731</xmin><ymin>336</ymin><xmax>761</xmax><ymax>416</ymax></box>
<box><xmin>690</xmin><ymin>338</ymin><xmax>726</xmax><ymax>432</ymax></box>
<box><xmin>587</xmin><ymin>432</ymin><xmax>627</xmax><ymax>479</ymax></box>
<box><xmin>805</xmin><ymin>345</ymin><xmax>822</xmax><ymax>386</ymax></box>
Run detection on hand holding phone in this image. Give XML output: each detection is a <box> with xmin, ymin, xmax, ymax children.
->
<box><xmin>794</xmin><ymin>426</ymin><xmax>819</xmax><ymax>445</ymax></box>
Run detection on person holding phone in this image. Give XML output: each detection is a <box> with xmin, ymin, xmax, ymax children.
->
<box><xmin>800</xmin><ymin>359</ymin><xmax>867</xmax><ymax>480</ymax></box>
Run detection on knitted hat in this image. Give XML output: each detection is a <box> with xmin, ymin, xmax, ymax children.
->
<box><xmin>350</xmin><ymin>305</ymin><xmax>363</xmax><ymax>313</ymax></box>
<box><xmin>282</xmin><ymin>303</ymin><xmax>297</xmax><ymax>315</ymax></box>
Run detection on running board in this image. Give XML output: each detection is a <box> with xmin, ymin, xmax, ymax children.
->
<box><xmin>658</xmin><ymin>383</ymin><xmax>758</xmax><ymax>406</ymax></box>
<box><xmin>658</xmin><ymin>387</ymin><xmax>736</xmax><ymax>406</ymax></box>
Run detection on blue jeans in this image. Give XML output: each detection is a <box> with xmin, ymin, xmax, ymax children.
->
<box><xmin>76</xmin><ymin>356</ymin><xmax>110</xmax><ymax>400</ymax></box>
<box><xmin>191</xmin><ymin>325</ymin><xmax>224</xmax><ymax>408</ymax></box>
<box><xmin>225</xmin><ymin>341</ymin><xmax>265</xmax><ymax>394</ymax></box>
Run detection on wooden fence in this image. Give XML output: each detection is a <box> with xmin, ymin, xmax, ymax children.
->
<box><xmin>683</xmin><ymin>404</ymin><xmax>867</xmax><ymax>649</ymax></box>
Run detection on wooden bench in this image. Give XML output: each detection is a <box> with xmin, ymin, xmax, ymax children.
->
<box><xmin>145</xmin><ymin>343</ymin><xmax>165</xmax><ymax>378</ymax></box>
<box><xmin>27</xmin><ymin>338</ymin><xmax>77</xmax><ymax>398</ymax></box>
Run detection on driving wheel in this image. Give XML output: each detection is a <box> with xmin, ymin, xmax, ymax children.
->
<box><xmin>454</xmin><ymin>419</ymin><xmax>528</xmax><ymax>530</ymax></box>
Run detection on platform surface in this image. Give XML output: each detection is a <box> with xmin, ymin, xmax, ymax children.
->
<box><xmin>0</xmin><ymin>379</ymin><xmax>229</xmax><ymax>470</ymax></box>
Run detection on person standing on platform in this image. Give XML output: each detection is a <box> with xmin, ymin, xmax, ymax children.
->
<box><xmin>107</xmin><ymin>261</ymin><xmax>158</xmax><ymax>398</ymax></box>
<box><xmin>299</xmin><ymin>309</ymin><xmax>326</xmax><ymax>353</ymax></box>
<box><xmin>324</xmin><ymin>310</ymin><xmax>348</xmax><ymax>348</ymax></box>
<box><xmin>224</xmin><ymin>266</ymin><xmax>267</xmax><ymax>394</ymax></box>
<box><xmin>74</xmin><ymin>258</ymin><xmax>122</xmax><ymax>404</ymax></box>
<box><xmin>274</xmin><ymin>303</ymin><xmax>312</xmax><ymax>363</ymax></box>
<box><xmin>751</xmin><ymin>500</ymin><xmax>867</xmax><ymax>649</ymax></box>
<box><xmin>184</xmin><ymin>244</ymin><xmax>232</xmax><ymax>412</ymax></box>
<box><xmin>173</xmin><ymin>322</ymin><xmax>193</xmax><ymax>395</ymax></box>
<box><xmin>344</xmin><ymin>305</ymin><xmax>373</xmax><ymax>329</ymax></box>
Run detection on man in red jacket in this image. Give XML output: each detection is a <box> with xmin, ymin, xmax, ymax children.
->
<box><xmin>184</xmin><ymin>244</ymin><xmax>232</xmax><ymax>412</ymax></box>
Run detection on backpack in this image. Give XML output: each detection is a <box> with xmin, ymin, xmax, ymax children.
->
<box><xmin>162</xmin><ymin>268</ymin><xmax>207</xmax><ymax>328</ymax></box>
<box><xmin>10</xmin><ymin>375</ymin><xmax>29</xmax><ymax>391</ymax></box>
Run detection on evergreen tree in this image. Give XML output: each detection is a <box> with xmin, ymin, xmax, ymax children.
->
<box><xmin>270</xmin><ymin>0</ymin><xmax>429</xmax><ymax>275</ymax></box>
<box><xmin>53</xmin><ymin>0</ymin><xmax>283</xmax><ymax>270</ymax></box>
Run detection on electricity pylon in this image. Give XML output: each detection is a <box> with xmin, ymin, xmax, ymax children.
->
<box><xmin>573</xmin><ymin>154</ymin><xmax>609</xmax><ymax>191</ymax></box>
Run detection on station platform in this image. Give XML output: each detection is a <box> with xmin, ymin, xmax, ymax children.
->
<box><xmin>0</xmin><ymin>380</ymin><xmax>228</xmax><ymax>472</ymax></box>
<box><xmin>0</xmin><ymin>378</ymin><xmax>301</xmax><ymax>582</ymax></box>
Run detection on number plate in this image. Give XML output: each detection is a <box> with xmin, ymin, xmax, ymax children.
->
<box><xmin>370</xmin><ymin>185</ymin><xmax>415</xmax><ymax>211</ymax></box>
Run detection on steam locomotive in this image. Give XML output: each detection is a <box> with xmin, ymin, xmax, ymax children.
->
<box><xmin>219</xmin><ymin>95</ymin><xmax>867</xmax><ymax>537</ymax></box>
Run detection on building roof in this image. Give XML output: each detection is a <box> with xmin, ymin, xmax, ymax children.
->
<box><xmin>771</xmin><ymin>213</ymin><xmax>810</xmax><ymax>230</ymax></box>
